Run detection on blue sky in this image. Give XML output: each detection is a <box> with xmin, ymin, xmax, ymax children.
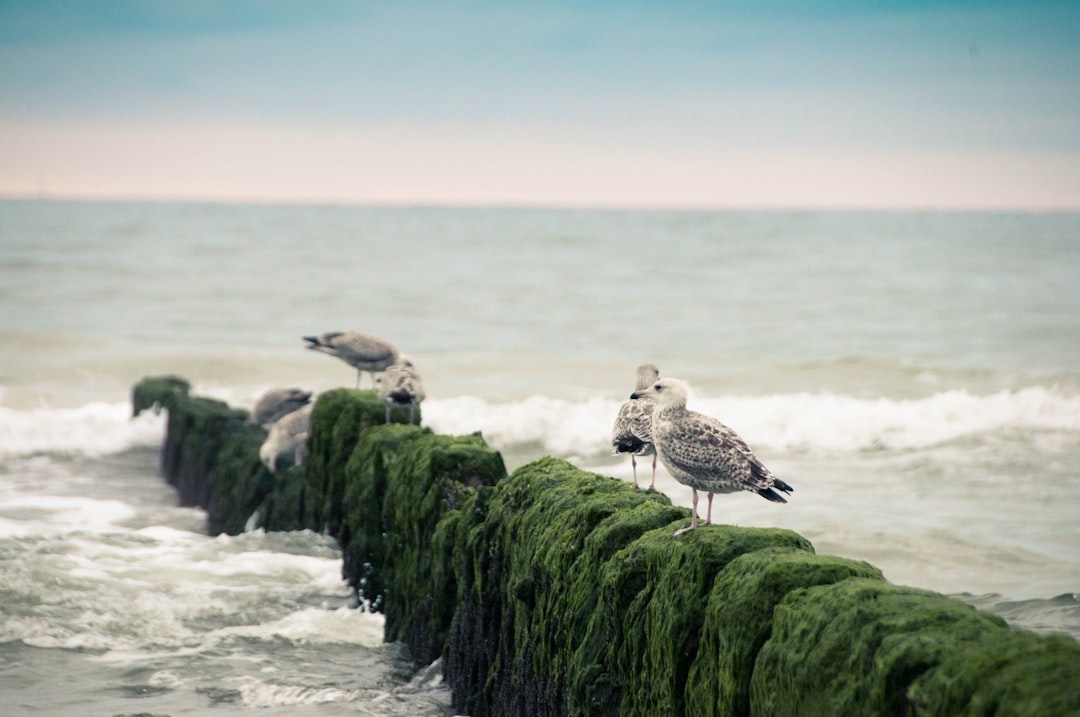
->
<box><xmin>1</xmin><ymin>1</ymin><xmax>1077</xmax><ymax>208</ymax></box>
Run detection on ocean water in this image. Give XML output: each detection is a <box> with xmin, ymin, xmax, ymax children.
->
<box><xmin>1</xmin><ymin>200</ymin><xmax>1079</xmax><ymax>713</ymax></box>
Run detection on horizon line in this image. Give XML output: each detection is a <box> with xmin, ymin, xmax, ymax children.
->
<box><xmin>3</xmin><ymin>191</ymin><xmax>1078</xmax><ymax>215</ymax></box>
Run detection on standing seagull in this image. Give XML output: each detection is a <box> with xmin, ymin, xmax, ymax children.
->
<box><xmin>303</xmin><ymin>332</ymin><xmax>399</xmax><ymax>388</ymax></box>
<box><xmin>259</xmin><ymin>404</ymin><xmax>313</xmax><ymax>474</ymax></box>
<box><xmin>630</xmin><ymin>378</ymin><xmax>792</xmax><ymax>536</ymax></box>
<box><xmin>246</xmin><ymin>387</ymin><xmax>313</xmax><ymax>427</ymax></box>
<box><xmin>378</xmin><ymin>356</ymin><xmax>425</xmax><ymax>424</ymax></box>
<box><xmin>611</xmin><ymin>363</ymin><xmax>661</xmax><ymax>490</ymax></box>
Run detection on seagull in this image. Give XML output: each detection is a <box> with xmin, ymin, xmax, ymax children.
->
<box><xmin>630</xmin><ymin>377</ymin><xmax>792</xmax><ymax>536</ymax></box>
<box><xmin>302</xmin><ymin>332</ymin><xmax>399</xmax><ymax>388</ymax></box>
<box><xmin>246</xmin><ymin>387</ymin><xmax>313</xmax><ymax>427</ymax></box>
<box><xmin>259</xmin><ymin>404</ymin><xmax>312</xmax><ymax>474</ymax></box>
<box><xmin>611</xmin><ymin>363</ymin><xmax>660</xmax><ymax>490</ymax></box>
<box><xmin>378</xmin><ymin>356</ymin><xmax>425</xmax><ymax>424</ymax></box>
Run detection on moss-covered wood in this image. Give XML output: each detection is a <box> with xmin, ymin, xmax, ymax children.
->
<box><xmin>687</xmin><ymin>548</ymin><xmax>885</xmax><ymax>717</ymax></box>
<box><xmin>907</xmin><ymin>628</ymin><xmax>1080</xmax><ymax>715</ymax></box>
<box><xmin>304</xmin><ymin>388</ymin><xmax>390</xmax><ymax>534</ymax></box>
<box><xmin>382</xmin><ymin>430</ymin><xmax>506</xmax><ymax>666</ymax></box>
<box><xmin>339</xmin><ymin>423</ymin><xmax>429</xmax><ymax>612</ymax></box>
<box><xmin>205</xmin><ymin>424</ymin><xmax>274</xmax><ymax>536</ymax></box>
<box><xmin>163</xmin><ymin>395</ymin><xmax>249</xmax><ymax>510</ymax></box>
<box><xmin>255</xmin><ymin>464</ymin><xmax>309</xmax><ymax>532</ymax></box>
<box><xmin>445</xmin><ymin>458</ymin><xmax>698</xmax><ymax>716</ymax></box>
<box><xmin>575</xmin><ymin>523</ymin><xmax>815</xmax><ymax>717</ymax></box>
<box><xmin>131</xmin><ymin>374</ymin><xmax>191</xmax><ymax>417</ymax></box>
<box><xmin>750</xmin><ymin>578</ymin><xmax>1064</xmax><ymax>716</ymax></box>
<box><xmin>132</xmin><ymin>375</ymin><xmax>1080</xmax><ymax>717</ymax></box>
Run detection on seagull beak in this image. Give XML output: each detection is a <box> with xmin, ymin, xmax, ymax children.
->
<box><xmin>629</xmin><ymin>392</ymin><xmax>641</xmax><ymax>400</ymax></box>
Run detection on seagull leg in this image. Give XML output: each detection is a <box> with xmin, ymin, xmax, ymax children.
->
<box><xmin>631</xmin><ymin>455</ymin><xmax>640</xmax><ymax>489</ymax></box>
<box><xmin>706</xmin><ymin>492</ymin><xmax>714</xmax><ymax>525</ymax></box>
<box><xmin>649</xmin><ymin>455</ymin><xmax>657</xmax><ymax>491</ymax></box>
<box><xmin>385</xmin><ymin>405</ymin><xmax>391</xmax><ymax>423</ymax></box>
<box><xmin>674</xmin><ymin>489</ymin><xmax>699</xmax><ymax>536</ymax></box>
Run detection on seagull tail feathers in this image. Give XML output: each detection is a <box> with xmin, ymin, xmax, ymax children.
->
<box><xmin>757</xmin><ymin>476</ymin><xmax>794</xmax><ymax>503</ymax></box>
<box><xmin>612</xmin><ymin>436</ymin><xmax>646</xmax><ymax>456</ymax></box>
<box><xmin>757</xmin><ymin>487</ymin><xmax>789</xmax><ymax>503</ymax></box>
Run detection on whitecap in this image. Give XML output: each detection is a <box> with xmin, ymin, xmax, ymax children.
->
<box><xmin>214</xmin><ymin>606</ymin><xmax>385</xmax><ymax>647</ymax></box>
<box><xmin>0</xmin><ymin>401</ymin><xmax>164</xmax><ymax>458</ymax></box>
<box><xmin>237</xmin><ymin>677</ymin><xmax>364</xmax><ymax>707</ymax></box>
<box><xmin>422</xmin><ymin>386</ymin><xmax>1080</xmax><ymax>457</ymax></box>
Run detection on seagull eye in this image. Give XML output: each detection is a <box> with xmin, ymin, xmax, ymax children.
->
<box><xmin>654</xmin><ymin>384</ymin><xmax>663</xmax><ymax>391</ymax></box>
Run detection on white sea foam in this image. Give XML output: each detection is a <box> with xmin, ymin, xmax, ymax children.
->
<box><xmin>0</xmin><ymin>494</ymin><xmax>137</xmax><ymax>536</ymax></box>
<box><xmin>694</xmin><ymin>386</ymin><xmax>1080</xmax><ymax>452</ymax></box>
<box><xmin>423</xmin><ymin>394</ymin><xmax>616</xmax><ymax>457</ymax></box>
<box><xmin>0</xmin><ymin>401</ymin><xmax>164</xmax><ymax>458</ymax></box>
<box><xmin>423</xmin><ymin>386</ymin><xmax>1080</xmax><ymax>457</ymax></box>
<box><xmin>0</xmin><ymin>517</ymin><xmax>352</xmax><ymax>652</ymax></box>
<box><xmin>4</xmin><ymin>385</ymin><xmax>1075</xmax><ymax>462</ymax></box>
<box><xmin>216</xmin><ymin>606</ymin><xmax>386</xmax><ymax>647</ymax></box>
<box><xmin>237</xmin><ymin>678</ymin><xmax>364</xmax><ymax>707</ymax></box>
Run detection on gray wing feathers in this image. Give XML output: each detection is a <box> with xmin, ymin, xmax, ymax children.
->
<box><xmin>249</xmin><ymin>388</ymin><xmax>312</xmax><ymax>426</ymax></box>
<box><xmin>304</xmin><ymin>332</ymin><xmax>398</xmax><ymax>369</ymax></box>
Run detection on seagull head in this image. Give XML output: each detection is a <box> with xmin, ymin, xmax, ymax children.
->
<box><xmin>634</xmin><ymin>363</ymin><xmax>660</xmax><ymax>391</ymax></box>
<box><xmin>630</xmin><ymin>377</ymin><xmax>689</xmax><ymax>409</ymax></box>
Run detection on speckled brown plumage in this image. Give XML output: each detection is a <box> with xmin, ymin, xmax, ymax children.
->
<box><xmin>379</xmin><ymin>356</ymin><xmax>426</xmax><ymax>424</ymax></box>
<box><xmin>630</xmin><ymin>377</ymin><xmax>792</xmax><ymax>535</ymax></box>
<box><xmin>611</xmin><ymin>363</ymin><xmax>660</xmax><ymax>489</ymax></box>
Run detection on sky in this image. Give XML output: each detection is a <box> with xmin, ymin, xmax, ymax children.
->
<box><xmin>0</xmin><ymin>0</ymin><xmax>1078</xmax><ymax>209</ymax></box>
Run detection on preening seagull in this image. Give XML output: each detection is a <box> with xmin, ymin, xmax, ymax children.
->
<box><xmin>611</xmin><ymin>363</ymin><xmax>661</xmax><ymax>490</ymax></box>
<box><xmin>246</xmin><ymin>387</ymin><xmax>313</xmax><ymax>427</ymax></box>
<box><xmin>378</xmin><ymin>356</ymin><xmax>425</xmax><ymax>424</ymax></box>
<box><xmin>630</xmin><ymin>377</ymin><xmax>793</xmax><ymax>536</ymax></box>
<box><xmin>259</xmin><ymin>404</ymin><xmax>313</xmax><ymax>474</ymax></box>
<box><xmin>303</xmin><ymin>332</ymin><xmax>399</xmax><ymax>388</ymax></box>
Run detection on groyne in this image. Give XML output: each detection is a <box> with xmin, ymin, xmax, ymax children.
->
<box><xmin>132</xmin><ymin>376</ymin><xmax>1080</xmax><ymax>716</ymax></box>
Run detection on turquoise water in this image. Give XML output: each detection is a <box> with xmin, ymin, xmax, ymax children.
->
<box><xmin>1</xmin><ymin>200</ymin><xmax>1078</xmax><ymax>713</ymax></box>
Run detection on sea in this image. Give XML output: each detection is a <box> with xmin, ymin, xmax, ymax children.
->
<box><xmin>1</xmin><ymin>200</ymin><xmax>1078</xmax><ymax>715</ymax></box>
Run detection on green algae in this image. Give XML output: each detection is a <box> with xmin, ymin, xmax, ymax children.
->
<box><xmin>576</xmin><ymin>523</ymin><xmax>815</xmax><ymax>717</ymax></box>
<box><xmin>205</xmin><ymin>424</ymin><xmax>273</xmax><ymax>536</ymax></box>
<box><xmin>907</xmin><ymin>628</ymin><xmax>1080</xmax><ymax>716</ymax></box>
<box><xmin>162</xmin><ymin>394</ymin><xmax>249</xmax><ymax>510</ymax></box>
<box><xmin>752</xmin><ymin>578</ymin><xmax>1015</xmax><ymax>716</ymax></box>
<box><xmin>131</xmin><ymin>374</ymin><xmax>191</xmax><ymax>417</ymax></box>
<box><xmin>445</xmin><ymin>458</ymin><xmax>684</xmax><ymax>716</ymax></box>
<box><xmin>500</xmin><ymin>459</ymin><xmax>685</xmax><ymax>715</ymax></box>
<box><xmin>687</xmin><ymin>548</ymin><xmax>885</xmax><ymax>717</ymax></box>
<box><xmin>132</xmin><ymin>376</ymin><xmax>287</xmax><ymax>534</ymax></box>
<box><xmin>304</xmin><ymin>388</ymin><xmax>419</xmax><ymax>535</ymax></box>
<box><xmin>338</xmin><ymin>423</ymin><xmax>428</xmax><ymax>611</ymax></box>
<box><xmin>132</xmin><ymin>375</ymin><xmax>1080</xmax><ymax>717</ymax></box>
<box><xmin>442</xmin><ymin>457</ymin><xmax>822</xmax><ymax>717</ymax></box>
<box><xmin>254</xmin><ymin>464</ymin><xmax>310</xmax><ymax>532</ymax></box>
<box><xmin>382</xmin><ymin>430</ymin><xmax>505</xmax><ymax>666</ymax></box>
<box><xmin>303</xmin><ymin>389</ymin><xmax>381</xmax><ymax>532</ymax></box>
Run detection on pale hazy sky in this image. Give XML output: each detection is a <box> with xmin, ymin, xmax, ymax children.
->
<box><xmin>1</xmin><ymin>1</ymin><xmax>1077</xmax><ymax>209</ymax></box>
